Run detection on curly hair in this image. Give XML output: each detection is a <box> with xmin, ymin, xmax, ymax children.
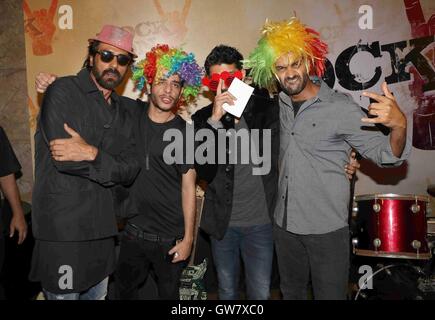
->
<box><xmin>131</xmin><ymin>44</ymin><xmax>203</xmax><ymax>103</ymax></box>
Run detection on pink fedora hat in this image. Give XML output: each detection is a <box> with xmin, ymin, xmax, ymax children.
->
<box><xmin>89</xmin><ymin>25</ymin><xmax>137</xmax><ymax>57</ymax></box>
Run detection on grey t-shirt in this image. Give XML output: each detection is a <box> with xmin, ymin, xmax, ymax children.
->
<box><xmin>229</xmin><ymin>117</ymin><xmax>270</xmax><ymax>227</ymax></box>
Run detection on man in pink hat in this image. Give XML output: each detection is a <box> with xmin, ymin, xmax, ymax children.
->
<box><xmin>29</xmin><ymin>25</ymin><xmax>140</xmax><ymax>300</ymax></box>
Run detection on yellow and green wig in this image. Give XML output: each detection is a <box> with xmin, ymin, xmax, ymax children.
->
<box><xmin>244</xmin><ymin>17</ymin><xmax>328</xmax><ymax>91</ymax></box>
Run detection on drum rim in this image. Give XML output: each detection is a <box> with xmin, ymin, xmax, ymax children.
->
<box><xmin>354</xmin><ymin>248</ymin><xmax>432</xmax><ymax>260</ymax></box>
<box><xmin>354</xmin><ymin>193</ymin><xmax>430</xmax><ymax>202</ymax></box>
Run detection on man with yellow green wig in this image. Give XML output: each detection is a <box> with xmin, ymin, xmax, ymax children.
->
<box><xmin>114</xmin><ymin>44</ymin><xmax>203</xmax><ymax>300</ymax></box>
<box><xmin>245</xmin><ymin>18</ymin><xmax>411</xmax><ymax>300</ymax></box>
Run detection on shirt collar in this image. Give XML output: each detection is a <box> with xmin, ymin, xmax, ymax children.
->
<box><xmin>316</xmin><ymin>79</ymin><xmax>335</xmax><ymax>103</ymax></box>
<box><xmin>278</xmin><ymin>90</ymin><xmax>293</xmax><ymax>108</ymax></box>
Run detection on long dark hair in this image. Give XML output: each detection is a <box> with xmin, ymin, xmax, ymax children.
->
<box><xmin>82</xmin><ymin>40</ymin><xmax>100</xmax><ymax>70</ymax></box>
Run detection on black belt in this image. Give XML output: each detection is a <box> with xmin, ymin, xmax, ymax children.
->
<box><xmin>125</xmin><ymin>223</ymin><xmax>178</xmax><ymax>243</ymax></box>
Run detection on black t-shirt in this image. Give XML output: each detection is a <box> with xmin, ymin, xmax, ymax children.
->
<box><xmin>0</xmin><ymin>127</ymin><xmax>22</xmax><ymax>236</ymax></box>
<box><xmin>292</xmin><ymin>99</ymin><xmax>306</xmax><ymax>118</ymax></box>
<box><xmin>129</xmin><ymin>111</ymin><xmax>193</xmax><ymax>238</ymax></box>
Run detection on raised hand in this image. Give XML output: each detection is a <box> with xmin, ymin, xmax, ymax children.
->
<box><xmin>361</xmin><ymin>82</ymin><xmax>407</xmax><ymax>130</ymax></box>
<box><xmin>210</xmin><ymin>79</ymin><xmax>236</xmax><ymax>122</ymax></box>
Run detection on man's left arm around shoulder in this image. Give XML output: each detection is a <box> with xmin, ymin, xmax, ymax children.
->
<box><xmin>168</xmin><ymin>168</ymin><xmax>196</xmax><ymax>263</ymax></box>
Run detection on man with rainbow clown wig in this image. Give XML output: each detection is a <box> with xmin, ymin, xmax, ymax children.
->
<box><xmin>113</xmin><ymin>44</ymin><xmax>203</xmax><ymax>300</ymax></box>
<box><xmin>132</xmin><ymin>44</ymin><xmax>203</xmax><ymax>112</ymax></box>
<box><xmin>244</xmin><ymin>18</ymin><xmax>410</xmax><ymax>300</ymax></box>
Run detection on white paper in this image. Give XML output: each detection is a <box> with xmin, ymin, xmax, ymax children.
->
<box><xmin>222</xmin><ymin>78</ymin><xmax>254</xmax><ymax>118</ymax></box>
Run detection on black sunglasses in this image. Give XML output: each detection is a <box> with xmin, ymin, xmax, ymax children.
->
<box><xmin>96</xmin><ymin>50</ymin><xmax>131</xmax><ymax>66</ymax></box>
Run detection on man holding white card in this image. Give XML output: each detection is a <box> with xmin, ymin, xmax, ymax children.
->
<box><xmin>193</xmin><ymin>45</ymin><xmax>278</xmax><ymax>300</ymax></box>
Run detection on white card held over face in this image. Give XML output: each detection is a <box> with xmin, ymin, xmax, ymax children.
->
<box><xmin>222</xmin><ymin>78</ymin><xmax>255</xmax><ymax>118</ymax></box>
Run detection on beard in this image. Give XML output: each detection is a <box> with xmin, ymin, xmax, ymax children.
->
<box><xmin>92</xmin><ymin>67</ymin><xmax>123</xmax><ymax>90</ymax></box>
<box><xmin>281</xmin><ymin>72</ymin><xmax>309</xmax><ymax>97</ymax></box>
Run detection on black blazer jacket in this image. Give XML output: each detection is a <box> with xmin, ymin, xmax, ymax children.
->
<box><xmin>32</xmin><ymin>69</ymin><xmax>140</xmax><ymax>241</ymax></box>
<box><xmin>192</xmin><ymin>94</ymin><xmax>279</xmax><ymax>240</ymax></box>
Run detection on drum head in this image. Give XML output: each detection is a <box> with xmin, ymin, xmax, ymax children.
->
<box><xmin>353</xmin><ymin>263</ymin><xmax>431</xmax><ymax>300</ymax></box>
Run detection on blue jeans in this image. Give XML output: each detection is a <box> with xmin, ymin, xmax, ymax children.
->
<box><xmin>211</xmin><ymin>223</ymin><xmax>273</xmax><ymax>300</ymax></box>
<box><xmin>43</xmin><ymin>277</ymin><xmax>108</xmax><ymax>300</ymax></box>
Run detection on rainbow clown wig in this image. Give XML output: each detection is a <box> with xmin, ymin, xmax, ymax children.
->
<box><xmin>131</xmin><ymin>44</ymin><xmax>203</xmax><ymax>103</ymax></box>
<box><xmin>244</xmin><ymin>17</ymin><xmax>328</xmax><ymax>91</ymax></box>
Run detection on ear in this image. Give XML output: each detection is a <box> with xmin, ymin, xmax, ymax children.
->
<box><xmin>241</xmin><ymin>69</ymin><xmax>246</xmax><ymax>81</ymax></box>
<box><xmin>89</xmin><ymin>55</ymin><xmax>94</xmax><ymax>67</ymax></box>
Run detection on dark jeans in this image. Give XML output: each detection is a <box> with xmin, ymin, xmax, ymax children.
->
<box><xmin>211</xmin><ymin>223</ymin><xmax>274</xmax><ymax>300</ymax></box>
<box><xmin>114</xmin><ymin>231</ymin><xmax>186</xmax><ymax>300</ymax></box>
<box><xmin>273</xmin><ymin>225</ymin><xmax>350</xmax><ymax>300</ymax></box>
